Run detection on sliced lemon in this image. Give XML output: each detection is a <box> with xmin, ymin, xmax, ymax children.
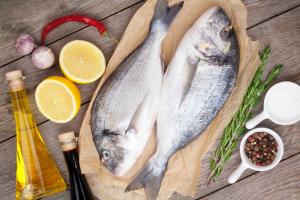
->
<box><xmin>35</xmin><ymin>76</ymin><xmax>81</xmax><ymax>123</ymax></box>
<box><xmin>59</xmin><ymin>40</ymin><xmax>106</xmax><ymax>84</ymax></box>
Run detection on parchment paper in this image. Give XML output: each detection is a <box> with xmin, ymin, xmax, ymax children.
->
<box><xmin>79</xmin><ymin>0</ymin><xmax>260</xmax><ymax>199</ymax></box>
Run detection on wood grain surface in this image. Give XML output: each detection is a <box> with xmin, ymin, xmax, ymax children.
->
<box><xmin>0</xmin><ymin>0</ymin><xmax>300</xmax><ymax>199</ymax></box>
<box><xmin>200</xmin><ymin>154</ymin><xmax>300</xmax><ymax>200</ymax></box>
<box><xmin>1</xmin><ymin>1</ymin><xmax>299</xmax><ymax>143</ymax></box>
<box><xmin>172</xmin><ymin>7</ymin><xmax>300</xmax><ymax>199</ymax></box>
<box><xmin>0</xmin><ymin>2</ymin><xmax>144</xmax><ymax>142</ymax></box>
<box><xmin>171</xmin><ymin>117</ymin><xmax>300</xmax><ymax>199</ymax></box>
<box><xmin>0</xmin><ymin>0</ymin><xmax>142</xmax><ymax>67</ymax></box>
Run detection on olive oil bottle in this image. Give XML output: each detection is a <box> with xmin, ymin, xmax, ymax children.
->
<box><xmin>58</xmin><ymin>132</ymin><xmax>94</xmax><ymax>200</ymax></box>
<box><xmin>6</xmin><ymin>70</ymin><xmax>67</xmax><ymax>200</ymax></box>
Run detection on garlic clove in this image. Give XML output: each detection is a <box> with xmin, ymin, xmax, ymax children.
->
<box><xmin>16</xmin><ymin>33</ymin><xmax>36</xmax><ymax>56</ymax></box>
<box><xmin>32</xmin><ymin>46</ymin><xmax>55</xmax><ymax>69</ymax></box>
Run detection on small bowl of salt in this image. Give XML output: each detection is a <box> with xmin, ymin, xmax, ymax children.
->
<box><xmin>246</xmin><ymin>81</ymin><xmax>300</xmax><ymax>129</ymax></box>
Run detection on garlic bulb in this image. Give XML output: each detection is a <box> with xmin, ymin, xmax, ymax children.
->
<box><xmin>15</xmin><ymin>34</ymin><xmax>35</xmax><ymax>56</ymax></box>
<box><xmin>31</xmin><ymin>46</ymin><xmax>55</xmax><ymax>69</ymax></box>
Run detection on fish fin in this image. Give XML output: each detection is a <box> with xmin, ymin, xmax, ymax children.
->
<box><xmin>152</xmin><ymin>0</ymin><xmax>183</xmax><ymax>26</ymax></box>
<box><xmin>126</xmin><ymin>94</ymin><xmax>151</xmax><ymax>134</ymax></box>
<box><xmin>125</xmin><ymin>162</ymin><xmax>166</xmax><ymax>200</ymax></box>
<box><xmin>160</xmin><ymin>55</ymin><xmax>167</xmax><ymax>72</ymax></box>
<box><xmin>178</xmin><ymin>58</ymin><xmax>198</xmax><ymax>108</ymax></box>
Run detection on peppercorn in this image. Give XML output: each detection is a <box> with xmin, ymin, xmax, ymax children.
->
<box><xmin>271</xmin><ymin>155</ymin><xmax>275</xmax><ymax>160</ymax></box>
<box><xmin>245</xmin><ymin>132</ymin><xmax>278</xmax><ymax>166</ymax></box>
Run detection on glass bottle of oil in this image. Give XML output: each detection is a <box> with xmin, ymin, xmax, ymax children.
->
<box><xmin>5</xmin><ymin>70</ymin><xmax>67</xmax><ymax>200</ymax></box>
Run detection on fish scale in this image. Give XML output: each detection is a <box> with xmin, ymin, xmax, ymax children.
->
<box><xmin>126</xmin><ymin>7</ymin><xmax>239</xmax><ymax>200</ymax></box>
<box><xmin>91</xmin><ymin>0</ymin><xmax>181</xmax><ymax>176</ymax></box>
<box><xmin>173</xmin><ymin>65</ymin><xmax>236</xmax><ymax>147</ymax></box>
<box><xmin>92</xmin><ymin>32</ymin><xmax>164</xmax><ymax>175</ymax></box>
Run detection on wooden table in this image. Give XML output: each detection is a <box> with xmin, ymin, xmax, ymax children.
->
<box><xmin>0</xmin><ymin>0</ymin><xmax>299</xmax><ymax>199</ymax></box>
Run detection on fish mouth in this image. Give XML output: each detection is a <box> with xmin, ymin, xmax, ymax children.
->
<box><xmin>113</xmin><ymin>155</ymin><xmax>136</xmax><ymax>176</ymax></box>
<box><xmin>101</xmin><ymin>154</ymin><xmax>125</xmax><ymax>175</ymax></box>
<box><xmin>113</xmin><ymin>166</ymin><xmax>126</xmax><ymax>177</ymax></box>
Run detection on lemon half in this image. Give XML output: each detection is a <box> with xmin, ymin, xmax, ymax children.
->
<box><xmin>35</xmin><ymin>76</ymin><xmax>81</xmax><ymax>123</ymax></box>
<box><xmin>59</xmin><ymin>40</ymin><xmax>106</xmax><ymax>84</ymax></box>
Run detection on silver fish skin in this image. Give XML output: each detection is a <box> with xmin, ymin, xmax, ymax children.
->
<box><xmin>91</xmin><ymin>0</ymin><xmax>181</xmax><ymax>177</ymax></box>
<box><xmin>126</xmin><ymin>7</ymin><xmax>239</xmax><ymax>199</ymax></box>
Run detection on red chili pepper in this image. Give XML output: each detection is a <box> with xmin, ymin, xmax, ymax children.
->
<box><xmin>41</xmin><ymin>15</ymin><xmax>107</xmax><ymax>45</ymax></box>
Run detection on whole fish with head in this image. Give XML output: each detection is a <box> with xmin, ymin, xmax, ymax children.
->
<box><xmin>126</xmin><ymin>7</ymin><xmax>239</xmax><ymax>199</ymax></box>
<box><xmin>91</xmin><ymin>0</ymin><xmax>181</xmax><ymax>177</ymax></box>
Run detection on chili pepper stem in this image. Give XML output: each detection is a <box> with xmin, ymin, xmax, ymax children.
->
<box><xmin>103</xmin><ymin>31</ymin><xmax>119</xmax><ymax>45</ymax></box>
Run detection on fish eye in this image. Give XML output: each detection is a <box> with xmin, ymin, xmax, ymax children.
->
<box><xmin>220</xmin><ymin>25</ymin><xmax>232</xmax><ymax>40</ymax></box>
<box><xmin>102</xmin><ymin>150</ymin><xmax>110</xmax><ymax>160</ymax></box>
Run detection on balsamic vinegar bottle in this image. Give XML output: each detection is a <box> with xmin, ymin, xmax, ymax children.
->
<box><xmin>58</xmin><ymin>131</ymin><xmax>94</xmax><ymax>200</ymax></box>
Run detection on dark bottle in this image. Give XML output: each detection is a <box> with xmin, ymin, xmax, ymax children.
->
<box><xmin>58</xmin><ymin>131</ymin><xmax>94</xmax><ymax>200</ymax></box>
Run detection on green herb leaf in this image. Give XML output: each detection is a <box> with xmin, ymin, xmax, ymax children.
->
<box><xmin>208</xmin><ymin>46</ymin><xmax>283</xmax><ymax>183</ymax></box>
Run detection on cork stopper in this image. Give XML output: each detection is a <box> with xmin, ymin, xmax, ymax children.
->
<box><xmin>5</xmin><ymin>70</ymin><xmax>24</xmax><ymax>91</ymax></box>
<box><xmin>5</xmin><ymin>70</ymin><xmax>23</xmax><ymax>81</ymax></box>
<box><xmin>58</xmin><ymin>131</ymin><xmax>77</xmax><ymax>151</ymax></box>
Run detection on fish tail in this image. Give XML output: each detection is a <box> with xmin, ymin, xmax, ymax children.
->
<box><xmin>125</xmin><ymin>161</ymin><xmax>167</xmax><ymax>200</ymax></box>
<box><xmin>152</xmin><ymin>0</ymin><xmax>183</xmax><ymax>26</ymax></box>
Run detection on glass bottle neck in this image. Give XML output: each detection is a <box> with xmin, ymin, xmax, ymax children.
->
<box><xmin>63</xmin><ymin>149</ymin><xmax>80</xmax><ymax>170</ymax></box>
<box><xmin>8</xmin><ymin>78</ymin><xmax>25</xmax><ymax>93</ymax></box>
<box><xmin>9</xmin><ymin>88</ymin><xmax>36</xmax><ymax>132</ymax></box>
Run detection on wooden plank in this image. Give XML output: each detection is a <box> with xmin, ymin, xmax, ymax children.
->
<box><xmin>1</xmin><ymin>4</ymin><xmax>299</xmax><ymax>197</ymax></box>
<box><xmin>199</xmin><ymin>154</ymin><xmax>300</xmax><ymax>200</ymax></box>
<box><xmin>245</xmin><ymin>0</ymin><xmax>300</xmax><ymax>27</ymax></box>
<box><xmin>0</xmin><ymin>2</ymin><xmax>300</xmax><ymax>200</ymax></box>
<box><xmin>170</xmin><ymin>120</ymin><xmax>300</xmax><ymax>200</ymax></box>
<box><xmin>0</xmin><ymin>2</ymin><xmax>144</xmax><ymax>142</ymax></box>
<box><xmin>0</xmin><ymin>0</ymin><xmax>142</xmax><ymax>67</ymax></box>
<box><xmin>1</xmin><ymin>0</ymin><xmax>299</xmax><ymax>67</ymax></box>
<box><xmin>1</xmin><ymin>74</ymin><xmax>300</xmax><ymax>199</ymax></box>
<box><xmin>0</xmin><ymin>103</ymin><xmax>89</xmax><ymax>200</ymax></box>
<box><xmin>44</xmin><ymin>191</ymin><xmax>71</xmax><ymax>200</ymax></box>
<box><xmin>0</xmin><ymin>104</ymin><xmax>299</xmax><ymax>200</ymax></box>
<box><xmin>0</xmin><ymin>2</ymin><xmax>300</xmax><ymax>144</ymax></box>
<box><xmin>171</xmin><ymin>7</ymin><xmax>300</xmax><ymax>199</ymax></box>
<box><xmin>248</xmin><ymin>6</ymin><xmax>300</xmax><ymax>83</ymax></box>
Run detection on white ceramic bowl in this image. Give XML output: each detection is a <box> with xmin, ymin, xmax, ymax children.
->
<box><xmin>228</xmin><ymin>127</ymin><xmax>284</xmax><ymax>184</ymax></box>
<box><xmin>246</xmin><ymin>81</ymin><xmax>300</xmax><ymax>129</ymax></box>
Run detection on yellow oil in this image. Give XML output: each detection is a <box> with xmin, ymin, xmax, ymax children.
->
<box><xmin>10</xmin><ymin>89</ymin><xmax>67</xmax><ymax>200</ymax></box>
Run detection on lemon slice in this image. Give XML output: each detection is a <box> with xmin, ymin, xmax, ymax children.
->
<box><xmin>35</xmin><ymin>76</ymin><xmax>81</xmax><ymax>123</ymax></box>
<box><xmin>59</xmin><ymin>40</ymin><xmax>106</xmax><ymax>84</ymax></box>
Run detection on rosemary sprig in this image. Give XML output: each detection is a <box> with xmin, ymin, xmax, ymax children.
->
<box><xmin>208</xmin><ymin>46</ymin><xmax>283</xmax><ymax>183</ymax></box>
